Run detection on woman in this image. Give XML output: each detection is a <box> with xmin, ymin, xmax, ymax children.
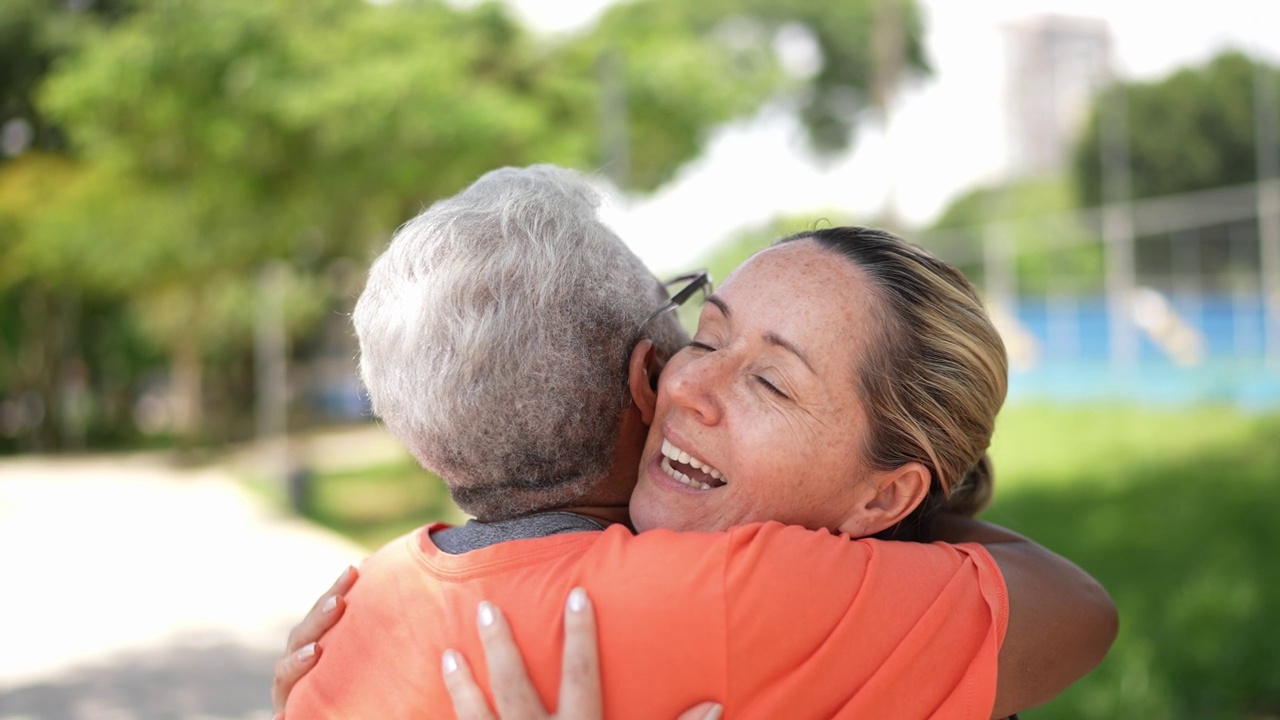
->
<box><xmin>280</xmin><ymin>226</ymin><xmax>1115</xmax><ymax>719</ymax></box>
<box><xmin>628</xmin><ymin>227</ymin><xmax>1005</xmax><ymax>539</ymax></box>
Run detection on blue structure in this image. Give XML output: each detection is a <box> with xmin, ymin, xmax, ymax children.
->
<box><xmin>1008</xmin><ymin>295</ymin><xmax>1280</xmax><ymax>409</ymax></box>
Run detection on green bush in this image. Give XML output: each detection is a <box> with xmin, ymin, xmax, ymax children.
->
<box><xmin>304</xmin><ymin>459</ymin><xmax>465</xmax><ymax>550</ymax></box>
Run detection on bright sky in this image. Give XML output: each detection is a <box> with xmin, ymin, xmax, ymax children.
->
<box><xmin>506</xmin><ymin>0</ymin><xmax>1280</xmax><ymax>273</ymax></box>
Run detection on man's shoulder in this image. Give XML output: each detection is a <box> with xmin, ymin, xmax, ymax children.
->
<box><xmin>600</xmin><ymin>521</ymin><xmax>883</xmax><ymax>563</ymax></box>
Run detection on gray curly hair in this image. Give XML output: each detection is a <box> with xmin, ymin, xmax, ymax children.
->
<box><xmin>353</xmin><ymin>165</ymin><xmax>687</xmax><ymax>520</ymax></box>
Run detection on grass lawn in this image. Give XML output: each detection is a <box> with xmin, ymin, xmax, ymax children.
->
<box><xmin>300</xmin><ymin>404</ymin><xmax>1280</xmax><ymax>719</ymax></box>
<box><xmin>986</xmin><ymin>404</ymin><xmax>1280</xmax><ymax>720</ymax></box>
<box><xmin>301</xmin><ymin>459</ymin><xmax>464</xmax><ymax>550</ymax></box>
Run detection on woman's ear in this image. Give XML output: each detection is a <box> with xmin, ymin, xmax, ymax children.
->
<box><xmin>627</xmin><ymin>340</ymin><xmax>663</xmax><ymax>425</ymax></box>
<box><xmin>837</xmin><ymin>462</ymin><xmax>931</xmax><ymax>538</ymax></box>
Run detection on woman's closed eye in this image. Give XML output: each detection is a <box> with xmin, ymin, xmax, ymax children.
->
<box><xmin>755</xmin><ymin>375</ymin><xmax>790</xmax><ymax>400</ymax></box>
<box><xmin>688</xmin><ymin>340</ymin><xmax>718</xmax><ymax>352</ymax></box>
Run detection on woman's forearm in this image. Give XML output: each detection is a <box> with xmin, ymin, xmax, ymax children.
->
<box><xmin>929</xmin><ymin>513</ymin><xmax>1118</xmax><ymax>719</ymax></box>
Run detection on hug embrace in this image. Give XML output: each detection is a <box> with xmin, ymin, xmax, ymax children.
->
<box><xmin>275</xmin><ymin>165</ymin><xmax>1117</xmax><ymax>720</ymax></box>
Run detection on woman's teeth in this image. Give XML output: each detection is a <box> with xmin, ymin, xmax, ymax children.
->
<box><xmin>661</xmin><ymin>457</ymin><xmax>712</xmax><ymax>489</ymax></box>
<box><xmin>662</xmin><ymin>439</ymin><xmax>725</xmax><ymax>480</ymax></box>
<box><xmin>660</xmin><ymin>439</ymin><xmax>727</xmax><ymax>490</ymax></box>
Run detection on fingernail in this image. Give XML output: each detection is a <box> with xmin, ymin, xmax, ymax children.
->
<box><xmin>296</xmin><ymin>642</ymin><xmax>316</xmax><ymax>662</ymax></box>
<box><xmin>703</xmin><ymin>704</ymin><xmax>723</xmax><ymax>720</ymax></box>
<box><xmin>567</xmin><ymin>587</ymin><xmax>588</xmax><ymax>613</ymax></box>
<box><xmin>322</xmin><ymin>595</ymin><xmax>338</xmax><ymax>613</ymax></box>
<box><xmin>442</xmin><ymin>649</ymin><xmax>459</xmax><ymax>675</ymax></box>
<box><xmin>477</xmin><ymin>601</ymin><xmax>496</xmax><ymax>628</ymax></box>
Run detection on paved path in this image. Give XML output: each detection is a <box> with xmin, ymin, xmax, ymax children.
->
<box><xmin>0</xmin><ymin>430</ymin><xmax>400</xmax><ymax>719</ymax></box>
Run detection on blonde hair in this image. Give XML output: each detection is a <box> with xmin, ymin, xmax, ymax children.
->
<box><xmin>779</xmin><ymin>227</ymin><xmax>1008</xmax><ymax>538</ymax></box>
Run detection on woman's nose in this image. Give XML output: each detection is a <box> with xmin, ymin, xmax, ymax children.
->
<box><xmin>664</xmin><ymin>353</ymin><xmax>725</xmax><ymax>425</ymax></box>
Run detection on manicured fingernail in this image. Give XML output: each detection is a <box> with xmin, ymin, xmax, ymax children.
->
<box><xmin>322</xmin><ymin>595</ymin><xmax>338</xmax><ymax>613</ymax></box>
<box><xmin>442</xmin><ymin>649</ymin><xmax>459</xmax><ymax>675</ymax></box>
<box><xmin>703</xmin><ymin>704</ymin><xmax>723</xmax><ymax>720</ymax></box>
<box><xmin>296</xmin><ymin>642</ymin><xmax>316</xmax><ymax>662</ymax></box>
<box><xmin>477</xmin><ymin>601</ymin><xmax>496</xmax><ymax>628</ymax></box>
<box><xmin>567</xmin><ymin>587</ymin><xmax>588</xmax><ymax>613</ymax></box>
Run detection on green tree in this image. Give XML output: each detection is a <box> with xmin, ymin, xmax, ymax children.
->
<box><xmin>577</xmin><ymin>0</ymin><xmax>929</xmax><ymax>188</ymax></box>
<box><xmin>922</xmin><ymin>177</ymin><xmax>1104</xmax><ymax>295</ymax></box>
<box><xmin>0</xmin><ymin>0</ymin><xmax>131</xmax><ymax>160</ymax></box>
<box><xmin>1074</xmin><ymin>50</ymin><xmax>1279</xmax><ymax>205</ymax></box>
<box><xmin>35</xmin><ymin>0</ymin><xmax>564</xmax><ymax>440</ymax></box>
<box><xmin>7</xmin><ymin>0</ymin><xmax>928</xmax><ymax>449</ymax></box>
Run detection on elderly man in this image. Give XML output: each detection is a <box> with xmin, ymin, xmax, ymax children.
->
<box><xmin>281</xmin><ymin>165</ymin><xmax>1114</xmax><ymax>720</ymax></box>
<box><xmin>350</xmin><ymin>165</ymin><xmax>688</xmax><ymax>533</ymax></box>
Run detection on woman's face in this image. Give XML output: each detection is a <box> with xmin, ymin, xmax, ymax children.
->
<box><xmin>629</xmin><ymin>240</ymin><xmax>887</xmax><ymax>534</ymax></box>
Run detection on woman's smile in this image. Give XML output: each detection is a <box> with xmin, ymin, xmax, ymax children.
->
<box><xmin>658</xmin><ymin>437</ymin><xmax>728</xmax><ymax>490</ymax></box>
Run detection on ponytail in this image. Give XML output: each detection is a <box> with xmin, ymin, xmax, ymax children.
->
<box><xmin>943</xmin><ymin>453</ymin><xmax>995</xmax><ymax>518</ymax></box>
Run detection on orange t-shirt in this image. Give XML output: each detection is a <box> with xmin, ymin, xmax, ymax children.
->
<box><xmin>287</xmin><ymin>521</ymin><xmax>1007</xmax><ymax>720</ymax></box>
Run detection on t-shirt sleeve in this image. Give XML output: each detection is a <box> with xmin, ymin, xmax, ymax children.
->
<box><xmin>722</xmin><ymin>522</ymin><xmax>1008</xmax><ymax>720</ymax></box>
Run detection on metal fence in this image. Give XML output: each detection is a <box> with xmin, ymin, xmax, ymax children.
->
<box><xmin>917</xmin><ymin>180</ymin><xmax>1280</xmax><ymax>409</ymax></box>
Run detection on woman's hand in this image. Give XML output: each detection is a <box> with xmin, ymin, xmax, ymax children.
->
<box><xmin>271</xmin><ymin>565</ymin><xmax>359</xmax><ymax>719</ymax></box>
<box><xmin>443</xmin><ymin>588</ymin><xmax>722</xmax><ymax>720</ymax></box>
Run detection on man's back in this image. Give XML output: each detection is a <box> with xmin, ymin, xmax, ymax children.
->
<box><xmin>287</xmin><ymin>521</ymin><xmax>1007</xmax><ymax>720</ymax></box>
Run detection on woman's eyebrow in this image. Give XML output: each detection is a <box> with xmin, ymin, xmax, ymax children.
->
<box><xmin>764</xmin><ymin>332</ymin><xmax>815</xmax><ymax>373</ymax></box>
<box><xmin>710</xmin><ymin>294</ymin><xmax>815</xmax><ymax>373</ymax></box>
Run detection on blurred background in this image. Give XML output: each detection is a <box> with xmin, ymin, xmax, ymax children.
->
<box><xmin>1</xmin><ymin>0</ymin><xmax>1277</xmax><ymax>718</ymax></box>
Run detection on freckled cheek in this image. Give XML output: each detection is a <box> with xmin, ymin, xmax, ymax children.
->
<box><xmin>728</xmin><ymin>479</ymin><xmax>799</xmax><ymax>527</ymax></box>
<box><xmin>731</xmin><ymin>441</ymin><xmax>802</xmax><ymax>510</ymax></box>
<box><xmin>736</xmin><ymin>415</ymin><xmax>801</xmax><ymax>464</ymax></box>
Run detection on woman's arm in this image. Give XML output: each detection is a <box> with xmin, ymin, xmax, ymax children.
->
<box><xmin>930</xmin><ymin>515</ymin><xmax>1118</xmax><ymax>719</ymax></box>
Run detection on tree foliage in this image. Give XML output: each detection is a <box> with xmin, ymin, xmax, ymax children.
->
<box><xmin>579</xmin><ymin>0</ymin><xmax>929</xmax><ymax>185</ymax></box>
<box><xmin>0</xmin><ymin>0</ymin><xmax>134</xmax><ymax>160</ymax></box>
<box><xmin>1</xmin><ymin>0</ymin><xmax>926</xmax><ymax>450</ymax></box>
<box><xmin>923</xmin><ymin>177</ymin><xmax>1104</xmax><ymax>294</ymax></box>
<box><xmin>1074</xmin><ymin>50</ymin><xmax>1280</xmax><ymax>205</ymax></box>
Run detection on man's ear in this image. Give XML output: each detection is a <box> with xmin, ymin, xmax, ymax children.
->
<box><xmin>837</xmin><ymin>462</ymin><xmax>931</xmax><ymax>538</ymax></box>
<box><xmin>627</xmin><ymin>339</ymin><xmax>663</xmax><ymax>424</ymax></box>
